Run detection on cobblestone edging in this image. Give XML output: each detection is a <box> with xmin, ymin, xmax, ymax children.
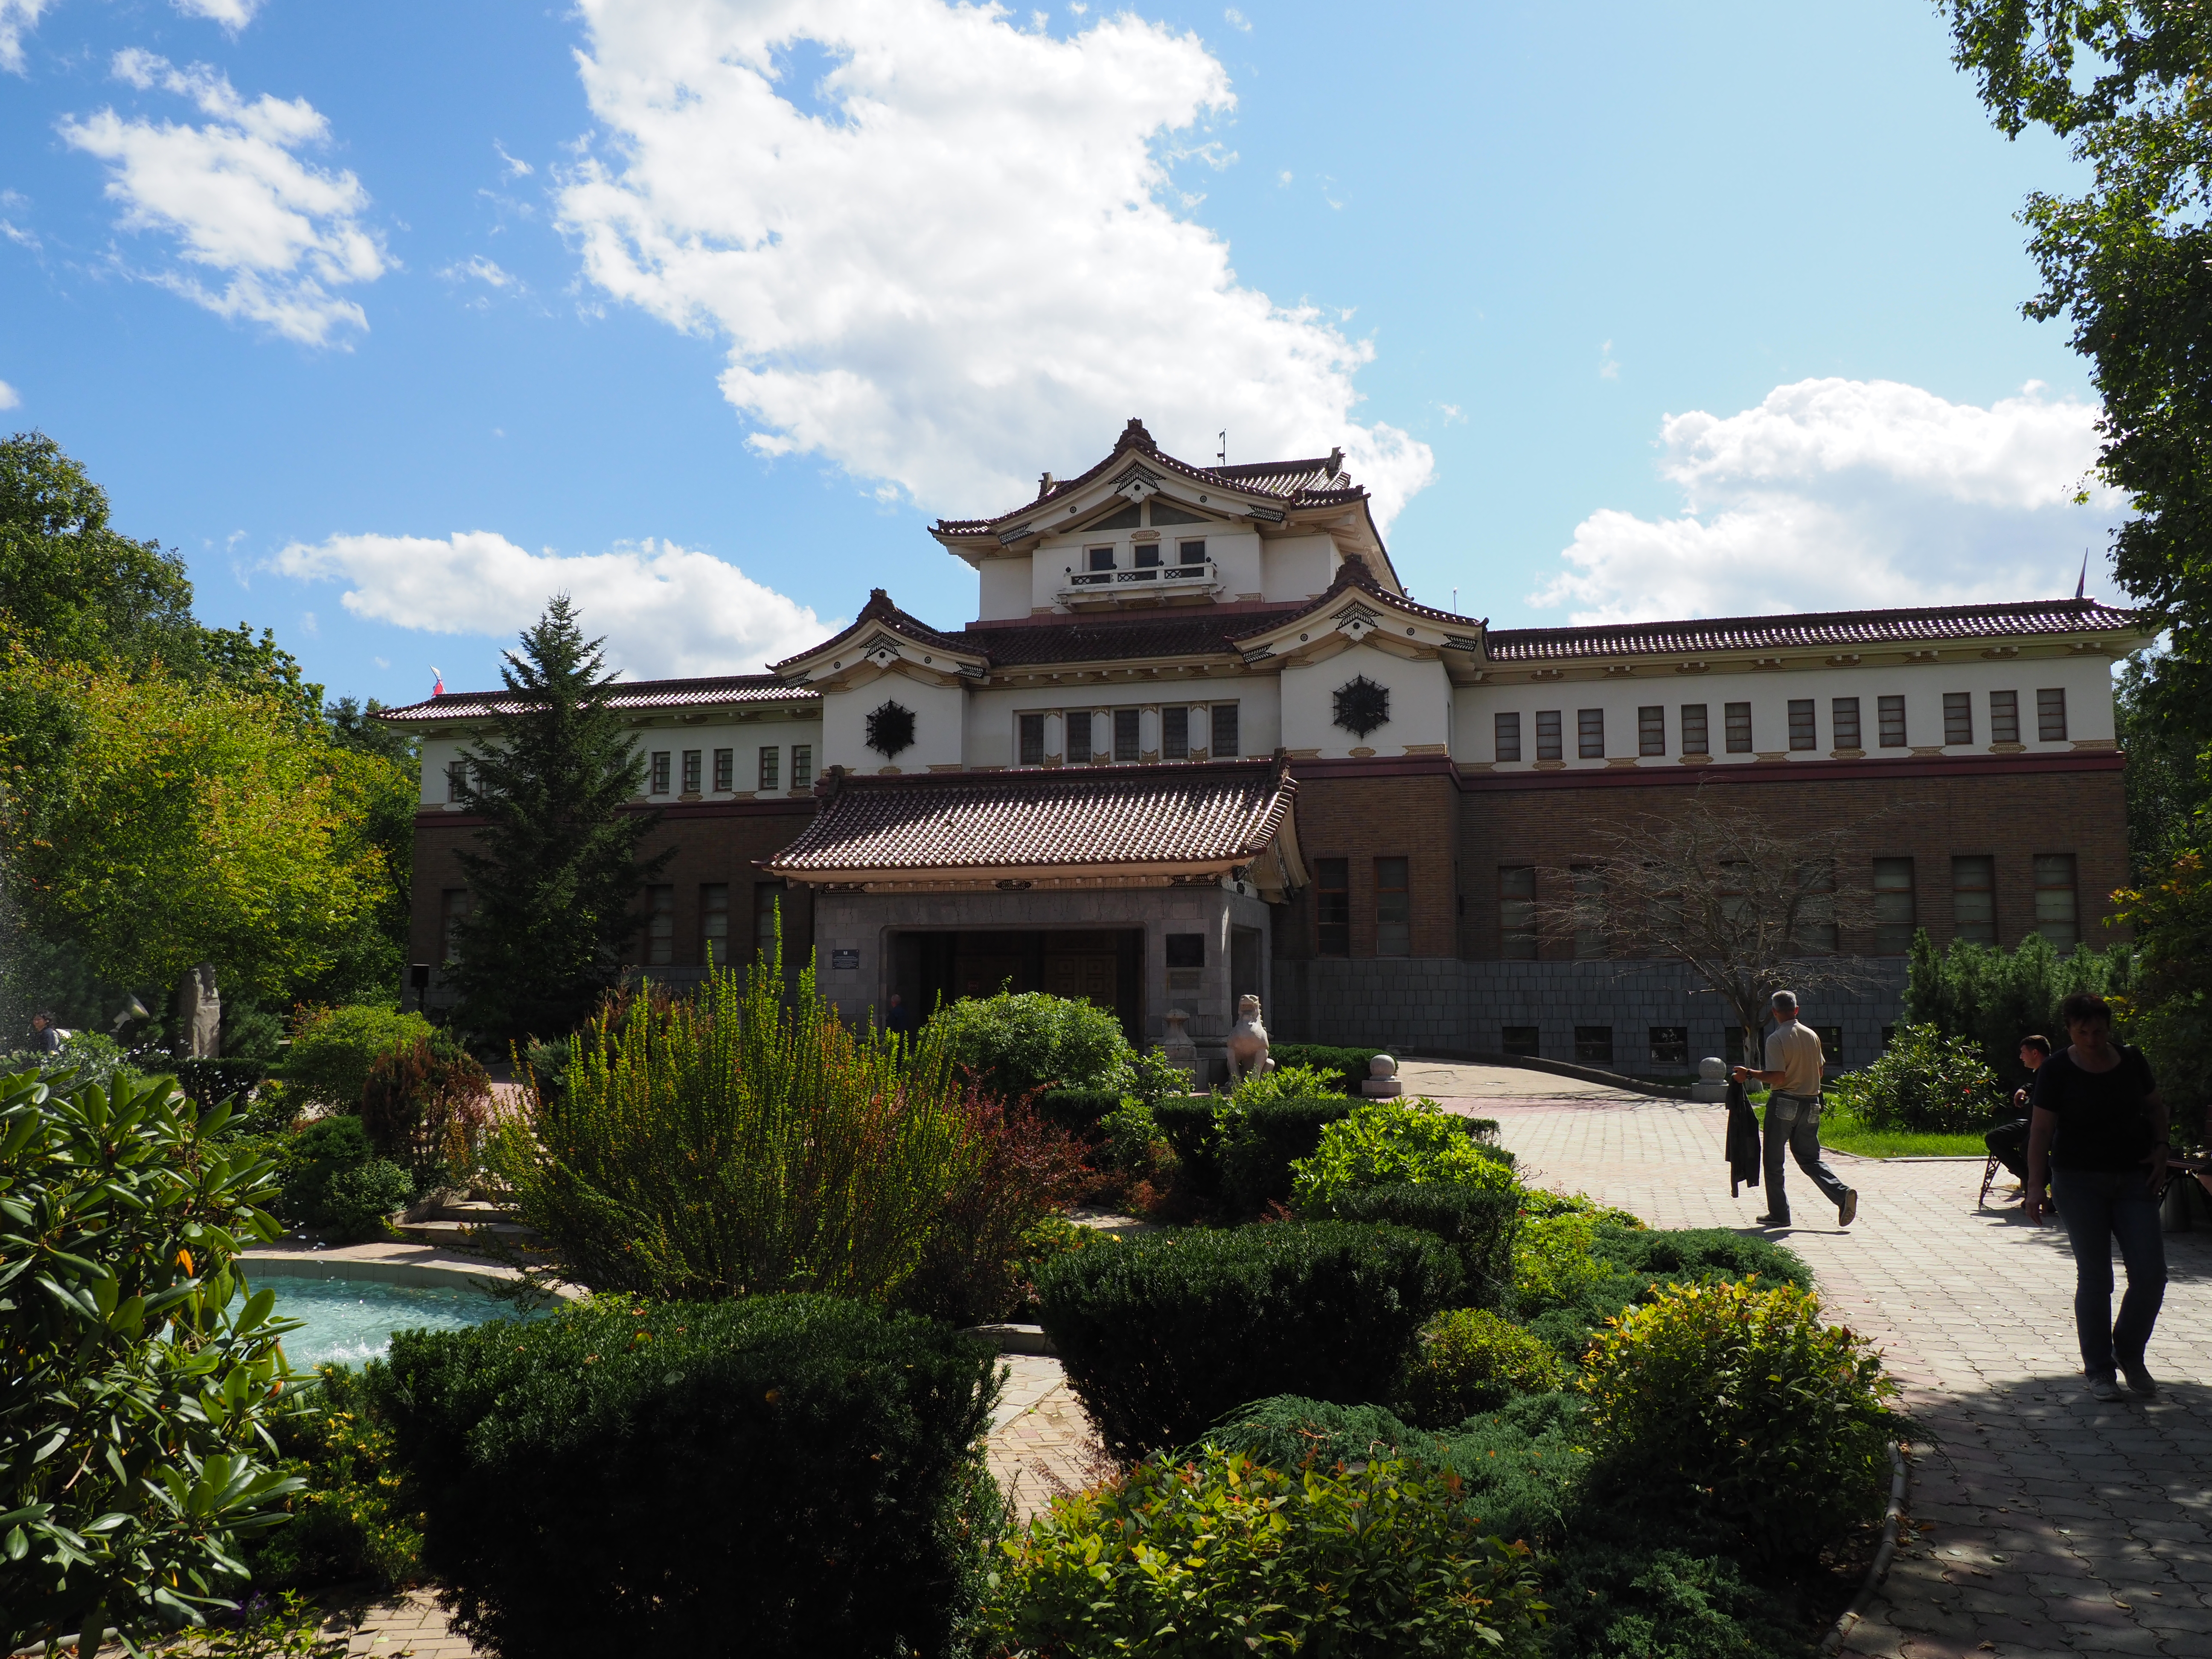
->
<box><xmin>1823</xmin><ymin>1443</ymin><xmax>1910</xmax><ymax>1657</ymax></box>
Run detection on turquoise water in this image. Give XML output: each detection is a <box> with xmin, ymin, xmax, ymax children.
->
<box><xmin>262</xmin><ymin>1275</ymin><xmax>539</xmax><ymax>1368</ymax></box>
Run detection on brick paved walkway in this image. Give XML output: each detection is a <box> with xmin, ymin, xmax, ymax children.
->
<box><xmin>1481</xmin><ymin>1093</ymin><xmax>2212</xmax><ymax>1659</ymax></box>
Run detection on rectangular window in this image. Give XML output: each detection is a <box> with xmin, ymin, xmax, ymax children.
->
<box><xmin>1316</xmin><ymin>858</ymin><xmax>1351</xmax><ymax>957</ymax></box>
<box><xmin>1788</xmin><ymin>699</ymin><xmax>1816</xmax><ymax>751</ymax></box>
<box><xmin>1833</xmin><ymin>697</ymin><xmax>1861</xmax><ymax>751</ymax></box>
<box><xmin>1536</xmin><ymin>710</ymin><xmax>1563</xmax><ymax>761</ymax></box>
<box><xmin>758</xmin><ymin>746</ymin><xmax>780</xmax><ymax>792</ymax></box>
<box><xmin>1681</xmin><ymin>704</ymin><xmax>1709</xmax><ymax>755</ymax></box>
<box><xmin>1161</xmin><ymin>705</ymin><xmax>1189</xmax><ymax>760</ymax></box>
<box><xmin>649</xmin><ymin>751</ymin><xmax>671</xmax><ymax>794</ymax></box>
<box><xmin>701</xmin><ymin>884</ymin><xmax>730</xmax><ymax>964</ymax></box>
<box><xmin>445</xmin><ymin>758</ymin><xmax>470</xmax><ymax>803</ymax></box>
<box><xmin>2034</xmin><ymin>853</ymin><xmax>2079</xmax><ymax>948</ymax></box>
<box><xmin>1991</xmin><ymin>689</ymin><xmax>2020</xmax><ymax>744</ymax></box>
<box><xmin>791</xmin><ymin>744</ymin><xmax>814</xmax><ymax>790</ymax></box>
<box><xmin>754</xmin><ymin>882</ymin><xmax>785</xmax><ymax>961</ymax></box>
<box><xmin>1577</xmin><ymin>708</ymin><xmax>1605</xmax><ymax>760</ymax></box>
<box><xmin>1211</xmin><ymin>702</ymin><xmax>1240</xmax><ymax>758</ymax></box>
<box><xmin>1179</xmin><ymin>538</ymin><xmax>1207</xmax><ymax>566</ymax></box>
<box><xmin>1375</xmin><ymin>857</ymin><xmax>1411</xmax><ymax>957</ymax></box>
<box><xmin>1816</xmin><ymin>1025</ymin><xmax>1844</xmax><ymax>1064</ymax></box>
<box><xmin>644</xmin><ymin>885</ymin><xmax>674</xmax><ymax>966</ymax></box>
<box><xmin>1134</xmin><ymin>541</ymin><xmax>1162</xmax><ymax>568</ymax></box>
<box><xmin>1494</xmin><ymin>710</ymin><xmax>1522</xmax><ymax>762</ymax></box>
<box><xmin>1649</xmin><ymin>1026</ymin><xmax>1689</xmax><ymax>1066</ymax></box>
<box><xmin>1066</xmin><ymin>711</ymin><xmax>1093</xmax><ymax>766</ymax></box>
<box><xmin>1019</xmin><ymin>713</ymin><xmax>1046</xmax><ymax>767</ymax></box>
<box><xmin>1575</xmin><ymin>1026</ymin><xmax>1615</xmax><ymax>1068</ymax></box>
<box><xmin>1874</xmin><ymin>857</ymin><xmax>1916</xmax><ymax>955</ymax></box>
<box><xmin>713</xmin><ymin>748</ymin><xmax>734</xmax><ymax>792</ymax></box>
<box><xmin>2037</xmin><ymin>687</ymin><xmax>2068</xmax><ymax>742</ymax></box>
<box><xmin>1165</xmin><ymin>931</ymin><xmax>1203</xmax><ymax>991</ymax></box>
<box><xmin>1571</xmin><ymin>865</ymin><xmax>1605</xmax><ymax>959</ymax></box>
<box><xmin>1794</xmin><ymin>859</ymin><xmax>1839</xmax><ymax>953</ymax></box>
<box><xmin>1639</xmin><ymin>704</ymin><xmax>1665</xmax><ymax>757</ymax></box>
<box><xmin>1113</xmin><ymin>707</ymin><xmax>1141</xmax><ymax>763</ymax></box>
<box><xmin>1725</xmin><ymin>1027</ymin><xmax>1747</xmax><ymax>1067</ymax></box>
<box><xmin>1951</xmin><ymin>855</ymin><xmax>1996</xmax><ymax>945</ymax></box>
<box><xmin>1086</xmin><ymin>545</ymin><xmax>1115</xmax><ymax>573</ymax></box>
<box><xmin>1725</xmin><ymin>702</ymin><xmax>1752</xmax><ymax>753</ymax></box>
<box><xmin>681</xmin><ymin>749</ymin><xmax>701</xmax><ymax>795</ymax></box>
<box><xmin>440</xmin><ymin>888</ymin><xmax>471</xmax><ymax>963</ymax></box>
<box><xmin>1878</xmin><ymin>695</ymin><xmax>1907</xmax><ymax>748</ymax></box>
<box><xmin>1499</xmin><ymin>865</ymin><xmax>1537</xmax><ymax>960</ymax></box>
<box><xmin>1501</xmin><ymin>1025</ymin><xmax>1540</xmax><ymax>1058</ymax></box>
<box><xmin>1943</xmin><ymin>692</ymin><xmax>1973</xmax><ymax>747</ymax></box>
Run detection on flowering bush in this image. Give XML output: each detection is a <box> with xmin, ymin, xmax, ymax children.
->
<box><xmin>1825</xmin><ymin>1022</ymin><xmax>1998</xmax><ymax>1132</ymax></box>
<box><xmin>1289</xmin><ymin>1099</ymin><xmax>1518</xmax><ymax>1211</ymax></box>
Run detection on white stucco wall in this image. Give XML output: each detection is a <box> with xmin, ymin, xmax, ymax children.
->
<box><xmin>1261</xmin><ymin>534</ymin><xmax>1340</xmax><ymax>602</ymax></box>
<box><xmin>978</xmin><ymin>555</ymin><xmax>1032</xmax><ymax>621</ymax></box>
<box><xmin>415</xmin><ymin>713</ymin><xmax>824</xmax><ymax>806</ymax></box>
<box><xmin>819</xmin><ymin>672</ymin><xmax>967</xmax><ymax>773</ymax></box>
<box><xmin>1279</xmin><ymin>643</ymin><xmax>1453</xmax><ymax>757</ymax></box>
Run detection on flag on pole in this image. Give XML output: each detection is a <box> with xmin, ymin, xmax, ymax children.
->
<box><xmin>2075</xmin><ymin>553</ymin><xmax>2088</xmax><ymax>601</ymax></box>
<box><xmin>431</xmin><ymin>667</ymin><xmax>445</xmax><ymax>696</ymax></box>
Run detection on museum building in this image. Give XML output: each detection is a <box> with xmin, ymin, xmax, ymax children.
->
<box><xmin>388</xmin><ymin>419</ymin><xmax>2153</xmax><ymax>1078</ymax></box>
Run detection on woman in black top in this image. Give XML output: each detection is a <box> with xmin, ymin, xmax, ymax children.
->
<box><xmin>2025</xmin><ymin>992</ymin><xmax>2171</xmax><ymax>1402</ymax></box>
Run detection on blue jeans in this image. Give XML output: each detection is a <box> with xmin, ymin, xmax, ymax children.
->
<box><xmin>2050</xmin><ymin>1166</ymin><xmax>2167</xmax><ymax>1379</ymax></box>
<box><xmin>1762</xmin><ymin>1092</ymin><xmax>1851</xmax><ymax>1222</ymax></box>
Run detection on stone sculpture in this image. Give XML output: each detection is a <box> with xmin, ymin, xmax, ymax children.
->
<box><xmin>1226</xmin><ymin>994</ymin><xmax>1273</xmax><ymax>1086</ymax></box>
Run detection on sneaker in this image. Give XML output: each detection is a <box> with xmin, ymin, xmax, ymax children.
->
<box><xmin>2121</xmin><ymin>1363</ymin><xmax>2159</xmax><ymax>1397</ymax></box>
<box><xmin>2088</xmin><ymin>1374</ymin><xmax>2125</xmax><ymax>1403</ymax></box>
<box><xmin>1838</xmin><ymin>1189</ymin><xmax>1859</xmax><ymax>1227</ymax></box>
<box><xmin>1755</xmin><ymin>1214</ymin><xmax>1790</xmax><ymax>1228</ymax></box>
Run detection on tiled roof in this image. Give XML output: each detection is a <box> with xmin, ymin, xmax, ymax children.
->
<box><xmin>768</xmin><ymin>760</ymin><xmax>1296</xmax><ymax>875</ymax></box>
<box><xmin>1483</xmin><ymin>599</ymin><xmax>2148</xmax><ymax>663</ymax></box>
<box><xmin>934</xmin><ymin>418</ymin><xmax>1368</xmax><ymax>534</ymax></box>
<box><xmin>1229</xmin><ymin>555</ymin><xmax>1486</xmax><ymax>647</ymax></box>
<box><xmin>963</xmin><ymin>605</ymin><xmax>1306</xmax><ymax>667</ymax></box>
<box><xmin>772</xmin><ymin>589</ymin><xmax>978</xmax><ymax>674</ymax></box>
<box><xmin>378</xmin><ymin>675</ymin><xmax>815</xmax><ymax>722</ymax></box>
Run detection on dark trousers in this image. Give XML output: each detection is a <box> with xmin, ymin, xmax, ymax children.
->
<box><xmin>1984</xmin><ymin>1119</ymin><xmax>2031</xmax><ymax>1182</ymax></box>
<box><xmin>1762</xmin><ymin>1092</ymin><xmax>1851</xmax><ymax>1222</ymax></box>
<box><xmin>2050</xmin><ymin>1166</ymin><xmax>2167</xmax><ymax>1379</ymax></box>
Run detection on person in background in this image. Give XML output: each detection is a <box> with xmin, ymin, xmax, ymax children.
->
<box><xmin>2025</xmin><ymin>992</ymin><xmax>2169</xmax><ymax>1401</ymax></box>
<box><xmin>1982</xmin><ymin>1034</ymin><xmax>2053</xmax><ymax>1200</ymax></box>
<box><xmin>883</xmin><ymin>991</ymin><xmax>918</xmax><ymax>1039</ymax></box>
<box><xmin>29</xmin><ymin>1012</ymin><xmax>61</xmax><ymax>1054</ymax></box>
<box><xmin>1732</xmin><ymin>989</ymin><xmax>1859</xmax><ymax>1229</ymax></box>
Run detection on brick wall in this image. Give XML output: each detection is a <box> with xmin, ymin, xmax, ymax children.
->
<box><xmin>1276</xmin><ymin>767</ymin><xmax>1460</xmax><ymax>961</ymax></box>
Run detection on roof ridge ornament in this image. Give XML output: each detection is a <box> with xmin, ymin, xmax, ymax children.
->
<box><xmin>1113</xmin><ymin>417</ymin><xmax>1158</xmax><ymax>454</ymax></box>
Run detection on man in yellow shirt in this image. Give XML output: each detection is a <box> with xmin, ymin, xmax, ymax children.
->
<box><xmin>1732</xmin><ymin>990</ymin><xmax>1859</xmax><ymax>1230</ymax></box>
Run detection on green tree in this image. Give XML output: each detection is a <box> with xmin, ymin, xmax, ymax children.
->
<box><xmin>1944</xmin><ymin>5</ymin><xmax>2212</xmax><ymax>768</ymax></box>
<box><xmin>446</xmin><ymin>597</ymin><xmax>668</xmax><ymax>1042</ymax></box>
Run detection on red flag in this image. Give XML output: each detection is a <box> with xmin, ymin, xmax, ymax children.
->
<box><xmin>431</xmin><ymin>666</ymin><xmax>445</xmax><ymax>697</ymax></box>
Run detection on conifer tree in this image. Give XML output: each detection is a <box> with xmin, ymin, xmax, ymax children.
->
<box><xmin>446</xmin><ymin>597</ymin><xmax>668</xmax><ymax>1042</ymax></box>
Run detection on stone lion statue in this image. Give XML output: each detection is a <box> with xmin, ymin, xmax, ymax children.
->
<box><xmin>1226</xmin><ymin>994</ymin><xmax>1273</xmax><ymax>1086</ymax></box>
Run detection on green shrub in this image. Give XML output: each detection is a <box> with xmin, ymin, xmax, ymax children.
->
<box><xmin>1513</xmin><ymin>1213</ymin><xmax>1614</xmax><ymax>1310</ymax></box>
<box><xmin>0</xmin><ymin>1030</ymin><xmax>139</xmax><ymax>1092</ymax></box>
<box><xmin>1231</xmin><ymin>1059</ymin><xmax>1347</xmax><ymax>1105</ymax></box>
<box><xmin>1033</xmin><ymin>1086</ymin><xmax>1121</xmax><ymax>1140</ymax></box>
<box><xmin>926</xmin><ymin>989</ymin><xmax>1131</xmax><ymax>1099</ymax></box>
<box><xmin>1515</xmin><ymin>1222</ymin><xmax>1814</xmax><ymax>1362</ymax></box>
<box><xmin>1905</xmin><ymin>928</ymin><xmax>2130</xmax><ymax>1088</ymax></box>
<box><xmin>1</xmin><ymin>1068</ymin><xmax>301</xmax><ymax>1652</ymax></box>
<box><xmin>1270</xmin><ymin>1042</ymin><xmax>1386</xmax><ymax>1094</ymax></box>
<box><xmin>283</xmin><ymin>1005</ymin><xmax>436</xmax><ymax>1111</ymax></box>
<box><xmin>1581</xmin><ymin>1278</ymin><xmax>1901</xmax><ymax>1560</ymax></box>
<box><xmin>1291</xmin><ymin>1099</ymin><xmax>1519</xmax><ymax>1211</ymax></box>
<box><xmin>371</xmin><ymin>1293</ymin><xmax>1001</xmax><ymax>1659</ymax></box>
<box><xmin>1222</xmin><ymin>1094</ymin><xmax>1357</xmax><ymax>1215</ymax></box>
<box><xmin>1151</xmin><ymin>1094</ymin><xmax>1224</xmax><ymax>1198</ymax></box>
<box><xmin>1117</xmin><ymin>1044</ymin><xmax>1195</xmax><ymax>1107</ymax></box>
<box><xmin>1313</xmin><ymin>1181</ymin><xmax>1522</xmax><ymax>1311</ymax></box>
<box><xmin>359</xmin><ymin>1038</ymin><xmax>494</xmax><ymax>1188</ymax></box>
<box><xmin>247</xmin><ymin>1365</ymin><xmax>423</xmax><ymax>1592</ymax></box>
<box><xmin>1828</xmin><ymin>1021</ymin><xmax>2000</xmax><ymax>1133</ymax></box>
<box><xmin>1518</xmin><ymin>1188</ymin><xmax>1646</xmax><ymax>1226</ymax></box>
<box><xmin>1035</xmin><ymin>1221</ymin><xmax>1464</xmax><ymax>1460</ymax></box>
<box><xmin>281</xmin><ymin>1115</ymin><xmax>413</xmax><ymax>1241</ymax></box>
<box><xmin>984</xmin><ymin>1447</ymin><xmax>1547</xmax><ymax>1658</ymax></box>
<box><xmin>1403</xmin><ymin>1308</ymin><xmax>1567</xmax><ymax>1423</ymax></box>
<box><xmin>495</xmin><ymin>960</ymin><xmax>978</xmax><ymax>1301</ymax></box>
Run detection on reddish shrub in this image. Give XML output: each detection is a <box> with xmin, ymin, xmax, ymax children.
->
<box><xmin>361</xmin><ymin>1039</ymin><xmax>495</xmax><ymax>1189</ymax></box>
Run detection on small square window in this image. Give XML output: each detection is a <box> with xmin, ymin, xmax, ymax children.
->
<box><xmin>1114</xmin><ymin>707</ymin><xmax>1141</xmax><ymax>762</ymax></box>
<box><xmin>1019</xmin><ymin>713</ymin><xmax>1046</xmax><ymax>767</ymax></box>
<box><xmin>1317</xmin><ymin>858</ymin><xmax>1350</xmax><ymax>957</ymax></box>
<box><xmin>681</xmin><ymin>749</ymin><xmax>701</xmax><ymax>794</ymax></box>
<box><xmin>1639</xmin><ymin>705</ymin><xmax>1665</xmax><ymax>757</ymax></box>
<box><xmin>1878</xmin><ymin>695</ymin><xmax>1907</xmax><ymax>748</ymax></box>
<box><xmin>1832</xmin><ymin>697</ymin><xmax>1861</xmax><ymax>750</ymax></box>
<box><xmin>1952</xmin><ymin>855</ymin><xmax>1995</xmax><ymax>945</ymax></box>
<box><xmin>1649</xmin><ymin>1026</ymin><xmax>1689</xmax><ymax>1066</ymax></box>
<box><xmin>1681</xmin><ymin>704</ymin><xmax>1709</xmax><ymax>755</ymax></box>
<box><xmin>1501</xmin><ymin>1025</ymin><xmax>1540</xmax><ymax>1058</ymax></box>
<box><xmin>758</xmin><ymin>747</ymin><xmax>780</xmax><ymax>792</ymax></box>
<box><xmin>1788</xmin><ymin>699</ymin><xmax>1815</xmax><ymax>751</ymax></box>
<box><xmin>1494</xmin><ymin>710</ymin><xmax>1522</xmax><ymax>762</ymax></box>
<box><xmin>1165</xmin><ymin>933</ymin><xmax>1205</xmax><ymax>967</ymax></box>
<box><xmin>791</xmin><ymin>744</ymin><xmax>814</xmax><ymax>789</ymax></box>
<box><xmin>1535</xmin><ymin>710</ymin><xmax>1563</xmax><ymax>761</ymax></box>
<box><xmin>1944</xmin><ymin>692</ymin><xmax>1973</xmax><ymax>746</ymax></box>
<box><xmin>1162</xmin><ymin>706</ymin><xmax>1189</xmax><ymax>760</ymax></box>
<box><xmin>1725</xmin><ymin>702</ymin><xmax>1752</xmax><ymax>753</ymax></box>
<box><xmin>1179</xmin><ymin>538</ymin><xmax>1207</xmax><ymax>566</ymax></box>
<box><xmin>1134</xmin><ymin>542</ymin><xmax>1162</xmax><ymax>568</ymax></box>
<box><xmin>1087</xmin><ymin>546</ymin><xmax>1115</xmax><ymax>573</ymax></box>
<box><xmin>713</xmin><ymin>748</ymin><xmax>734</xmax><ymax>792</ymax></box>
<box><xmin>1575</xmin><ymin>1025</ymin><xmax>1615</xmax><ymax>1067</ymax></box>
<box><xmin>1211</xmin><ymin>703</ymin><xmax>1239</xmax><ymax>758</ymax></box>
<box><xmin>1577</xmin><ymin>708</ymin><xmax>1605</xmax><ymax>760</ymax></box>
<box><xmin>2037</xmin><ymin>687</ymin><xmax>2068</xmax><ymax>742</ymax></box>
<box><xmin>649</xmin><ymin>751</ymin><xmax>671</xmax><ymax>794</ymax></box>
<box><xmin>1991</xmin><ymin>690</ymin><xmax>2020</xmax><ymax>744</ymax></box>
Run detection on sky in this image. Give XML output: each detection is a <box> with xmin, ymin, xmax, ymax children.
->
<box><xmin>0</xmin><ymin>0</ymin><xmax>2125</xmax><ymax>704</ymax></box>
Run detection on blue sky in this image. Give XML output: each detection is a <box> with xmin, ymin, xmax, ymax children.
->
<box><xmin>0</xmin><ymin>0</ymin><xmax>2121</xmax><ymax>705</ymax></box>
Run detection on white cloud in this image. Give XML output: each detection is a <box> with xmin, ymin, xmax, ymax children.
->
<box><xmin>273</xmin><ymin>530</ymin><xmax>840</xmax><ymax>678</ymax></box>
<box><xmin>0</xmin><ymin>379</ymin><xmax>20</xmax><ymax>409</ymax></box>
<box><xmin>493</xmin><ymin>140</ymin><xmax>533</xmax><ymax>178</ymax></box>
<box><xmin>557</xmin><ymin>0</ymin><xmax>1432</xmax><ymax>527</ymax></box>
<box><xmin>0</xmin><ymin>0</ymin><xmax>53</xmax><ymax>75</ymax></box>
<box><xmin>441</xmin><ymin>253</ymin><xmax>518</xmax><ymax>288</ymax></box>
<box><xmin>1597</xmin><ymin>339</ymin><xmax>1618</xmax><ymax>381</ymax></box>
<box><xmin>59</xmin><ymin>52</ymin><xmax>388</xmax><ymax>345</ymax></box>
<box><xmin>1223</xmin><ymin>7</ymin><xmax>1250</xmax><ymax>30</ymax></box>
<box><xmin>173</xmin><ymin>0</ymin><xmax>265</xmax><ymax>29</ymax></box>
<box><xmin>1532</xmin><ymin>378</ymin><xmax>2128</xmax><ymax>623</ymax></box>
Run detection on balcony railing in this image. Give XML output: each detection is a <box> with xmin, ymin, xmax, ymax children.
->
<box><xmin>1059</xmin><ymin>559</ymin><xmax>1222</xmax><ymax>602</ymax></box>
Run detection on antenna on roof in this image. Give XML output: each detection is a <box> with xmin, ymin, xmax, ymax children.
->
<box><xmin>2075</xmin><ymin>550</ymin><xmax>2089</xmax><ymax>601</ymax></box>
<box><xmin>1217</xmin><ymin>431</ymin><xmax>1226</xmax><ymax>466</ymax></box>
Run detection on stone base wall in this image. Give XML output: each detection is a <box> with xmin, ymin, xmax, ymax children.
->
<box><xmin>1269</xmin><ymin>956</ymin><xmax>1911</xmax><ymax>1072</ymax></box>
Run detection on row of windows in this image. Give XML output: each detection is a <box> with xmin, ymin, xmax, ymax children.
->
<box><xmin>1314</xmin><ymin>856</ymin><xmax>1412</xmax><ymax>956</ymax></box>
<box><xmin>646</xmin><ymin>745</ymin><xmax>814</xmax><ymax>797</ymax></box>
<box><xmin>1491</xmin><ymin>688</ymin><xmax>2068</xmax><ymax>761</ymax></box>
<box><xmin>1016</xmin><ymin>703</ymin><xmax>1240</xmax><ymax>766</ymax></box>
<box><xmin>1077</xmin><ymin>537</ymin><xmax>1209</xmax><ymax>576</ymax></box>
<box><xmin>441</xmin><ymin>884</ymin><xmax>788</xmax><ymax>968</ymax></box>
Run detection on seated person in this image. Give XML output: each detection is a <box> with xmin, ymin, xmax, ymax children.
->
<box><xmin>1985</xmin><ymin>1034</ymin><xmax>2053</xmax><ymax>1196</ymax></box>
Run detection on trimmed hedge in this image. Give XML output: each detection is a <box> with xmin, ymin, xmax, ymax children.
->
<box><xmin>1516</xmin><ymin>1222</ymin><xmax>1815</xmax><ymax>1360</ymax></box>
<box><xmin>371</xmin><ymin>1294</ymin><xmax>1001</xmax><ymax>1659</ymax></box>
<box><xmin>1035</xmin><ymin>1221</ymin><xmax>1464</xmax><ymax>1460</ymax></box>
<box><xmin>1317</xmin><ymin>1182</ymin><xmax>1522</xmax><ymax>1310</ymax></box>
<box><xmin>164</xmin><ymin>1057</ymin><xmax>272</xmax><ymax>1105</ymax></box>
<box><xmin>1034</xmin><ymin>1087</ymin><xmax>1122</xmax><ymax>1141</ymax></box>
<box><xmin>1271</xmin><ymin>1043</ymin><xmax>1385</xmax><ymax>1094</ymax></box>
<box><xmin>1222</xmin><ymin>1096</ymin><xmax>1357</xmax><ymax>1214</ymax></box>
<box><xmin>1151</xmin><ymin>1095</ymin><xmax>1222</xmax><ymax>1196</ymax></box>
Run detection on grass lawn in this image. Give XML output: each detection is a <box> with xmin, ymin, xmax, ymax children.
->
<box><xmin>1750</xmin><ymin>1099</ymin><xmax>1989</xmax><ymax>1159</ymax></box>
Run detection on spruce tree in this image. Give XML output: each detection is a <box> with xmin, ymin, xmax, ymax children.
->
<box><xmin>446</xmin><ymin>597</ymin><xmax>668</xmax><ymax>1041</ymax></box>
